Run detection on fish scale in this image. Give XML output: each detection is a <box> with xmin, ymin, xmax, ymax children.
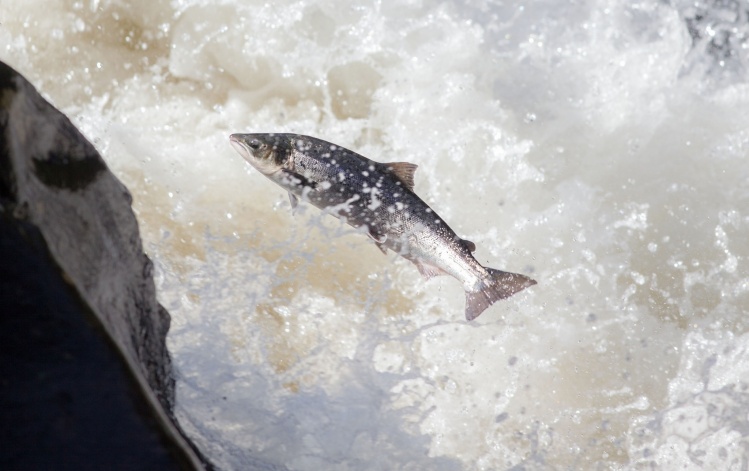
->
<box><xmin>230</xmin><ymin>132</ymin><xmax>536</xmax><ymax>320</ymax></box>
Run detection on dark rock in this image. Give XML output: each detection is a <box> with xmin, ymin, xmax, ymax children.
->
<box><xmin>0</xmin><ymin>61</ymin><xmax>206</xmax><ymax>470</ymax></box>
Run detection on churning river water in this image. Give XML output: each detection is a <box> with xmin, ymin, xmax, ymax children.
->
<box><xmin>3</xmin><ymin>0</ymin><xmax>749</xmax><ymax>469</ymax></box>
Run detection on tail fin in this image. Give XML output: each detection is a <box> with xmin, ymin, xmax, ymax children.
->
<box><xmin>465</xmin><ymin>269</ymin><xmax>536</xmax><ymax>321</ymax></box>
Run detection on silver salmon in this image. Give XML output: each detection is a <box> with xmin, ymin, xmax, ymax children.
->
<box><xmin>229</xmin><ymin>133</ymin><xmax>536</xmax><ymax>320</ymax></box>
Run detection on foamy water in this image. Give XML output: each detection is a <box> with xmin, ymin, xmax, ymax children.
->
<box><xmin>3</xmin><ymin>0</ymin><xmax>749</xmax><ymax>469</ymax></box>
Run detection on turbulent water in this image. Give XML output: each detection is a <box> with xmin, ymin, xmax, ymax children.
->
<box><xmin>3</xmin><ymin>0</ymin><xmax>749</xmax><ymax>469</ymax></box>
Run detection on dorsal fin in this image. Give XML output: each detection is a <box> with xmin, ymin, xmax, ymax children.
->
<box><xmin>383</xmin><ymin>162</ymin><xmax>418</xmax><ymax>191</ymax></box>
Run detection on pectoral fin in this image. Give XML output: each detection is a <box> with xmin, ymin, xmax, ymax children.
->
<box><xmin>288</xmin><ymin>192</ymin><xmax>299</xmax><ymax>211</ymax></box>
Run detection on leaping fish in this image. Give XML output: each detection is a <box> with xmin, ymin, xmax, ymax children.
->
<box><xmin>229</xmin><ymin>133</ymin><xmax>536</xmax><ymax>320</ymax></box>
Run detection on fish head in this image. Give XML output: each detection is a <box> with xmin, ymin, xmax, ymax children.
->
<box><xmin>229</xmin><ymin>133</ymin><xmax>289</xmax><ymax>175</ymax></box>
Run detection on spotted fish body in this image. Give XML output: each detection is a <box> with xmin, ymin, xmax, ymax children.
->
<box><xmin>229</xmin><ymin>133</ymin><xmax>536</xmax><ymax>320</ymax></box>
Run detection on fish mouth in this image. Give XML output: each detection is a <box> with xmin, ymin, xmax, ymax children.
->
<box><xmin>229</xmin><ymin>134</ymin><xmax>252</xmax><ymax>161</ymax></box>
<box><xmin>229</xmin><ymin>133</ymin><xmax>280</xmax><ymax>175</ymax></box>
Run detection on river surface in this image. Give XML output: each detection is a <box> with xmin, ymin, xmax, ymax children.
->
<box><xmin>3</xmin><ymin>1</ymin><xmax>749</xmax><ymax>469</ymax></box>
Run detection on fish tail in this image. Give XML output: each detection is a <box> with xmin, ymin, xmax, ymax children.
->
<box><xmin>465</xmin><ymin>269</ymin><xmax>537</xmax><ymax>321</ymax></box>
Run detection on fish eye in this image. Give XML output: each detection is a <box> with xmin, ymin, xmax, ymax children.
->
<box><xmin>249</xmin><ymin>139</ymin><xmax>263</xmax><ymax>150</ymax></box>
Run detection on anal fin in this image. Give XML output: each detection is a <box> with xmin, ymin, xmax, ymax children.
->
<box><xmin>414</xmin><ymin>260</ymin><xmax>449</xmax><ymax>280</ymax></box>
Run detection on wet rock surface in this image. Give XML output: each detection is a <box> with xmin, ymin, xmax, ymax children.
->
<box><xmin>0</xmin><ymin>61</ymin><xmax>206</xmax><ymax>470</ymax></box>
